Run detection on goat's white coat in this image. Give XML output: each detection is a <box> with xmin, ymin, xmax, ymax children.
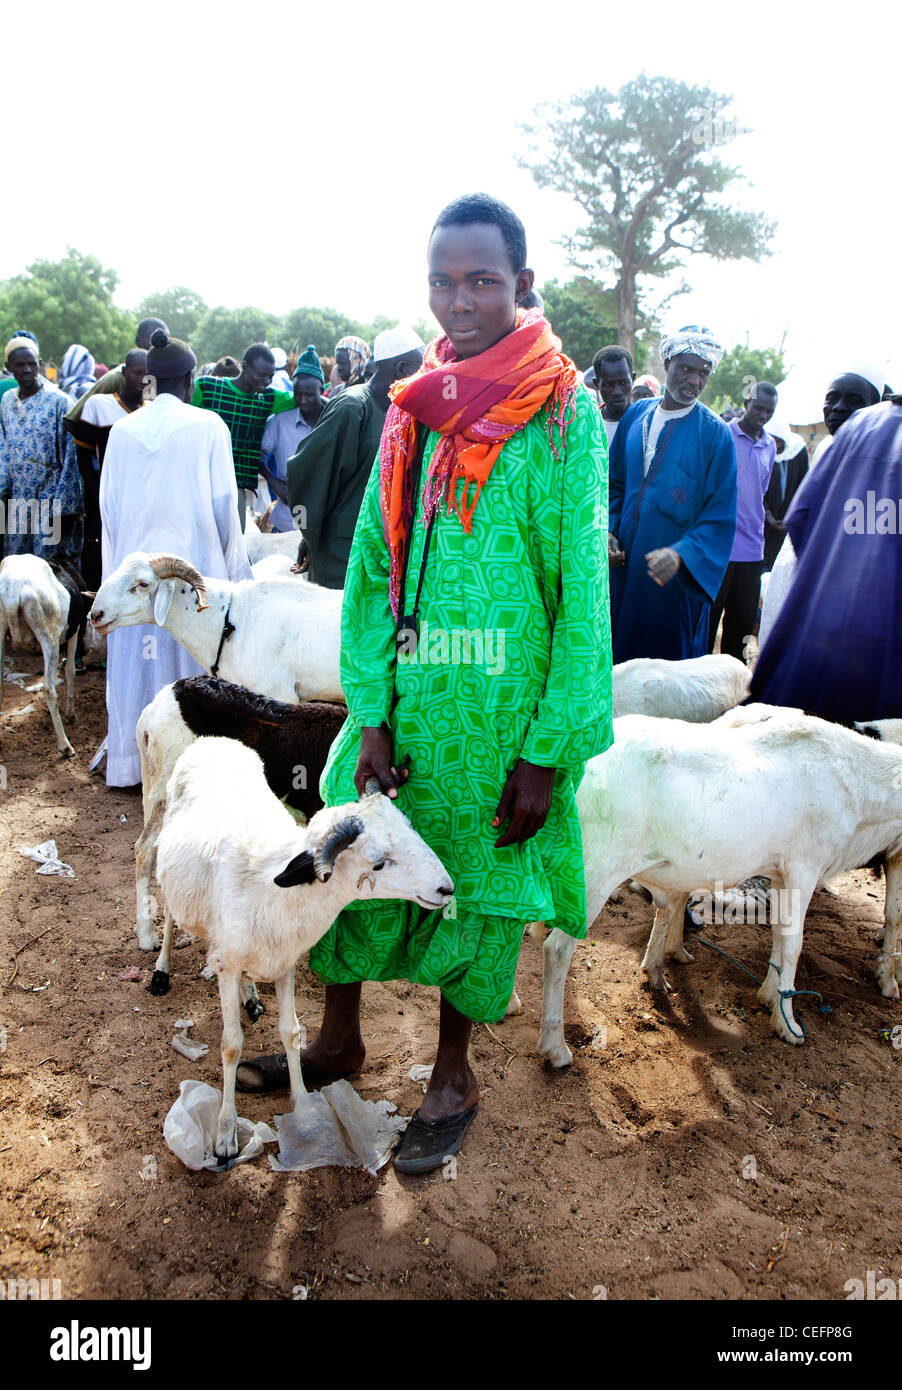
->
<box><xmin>91</xmin><ymin>552</ymin><xmax>342</xmax><ymax>703</ymax></box>
<box><xmin>536</xmin><ymin>709</ymin><xmax>902</xmax><ymax>1064</ymax></box>
<box><xmin>0</xmin><ymin>555</ymin><xmax>79</xmax><ymax>756</ymax></box>
<box><xmin>611</xmin><ymin>653</ymin><xmax>751</xmax><ymax>721</ymax></box>
<box><xmin>156</xmin><ymin>737</ymin><xmax>453</xmax><ymax>1160</ymax></box>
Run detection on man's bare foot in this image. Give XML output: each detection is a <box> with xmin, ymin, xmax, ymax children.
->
<box><xmin>418</xmin><ymin>1059</ymin><xmax>478</xmax><ymax>1123</ymax></box>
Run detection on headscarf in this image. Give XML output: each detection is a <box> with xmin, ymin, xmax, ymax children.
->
<box><xmin>293</xmin><ymin>344</ymin><xmax>325</xmax><ymax>383</ymax></box>
<box><xmin>59</xmin><ymin>344</ymin><xmax>96</xmax><ymax>399</ymax></box>
<box><xmin>633</xmin><ymin>373</ymin><xmax>661</xmax><ymax>395</ymax></box>
<box><xmin>334</xmin><ymin>334</ymin><xmax>370</xmax><ymax>387</ymax></box>
<box><xmin>4</xmin><ymin>335</ymin><xmax>40</xmax><ymax>367</ymax></box>
<box><xmin>660</xmin><ymin>325</ymin><xmax>725</xmax><ymax>371</ymax></box>
<box><xmin>379</xmin><ymin>308</ymin><xmax>579</xmax><ymax>618</ymax></box>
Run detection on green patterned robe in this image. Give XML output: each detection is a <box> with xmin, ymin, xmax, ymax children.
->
<box><xmin>308</xmin><ymin>385</ymin><xmax>614</xmax><ymax>1021</ymax></box>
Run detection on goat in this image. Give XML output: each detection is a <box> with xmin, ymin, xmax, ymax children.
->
<box><xmin>90</xmin><ymin>552</ymin><xmax>342</xmax><ymax>703</ymax></box>
<box><xmin>611</xmin><ymin>653</ymin><xmax>751</xmax><ymax>721</ymax></box>
<box><xmin>0</xmin><ymin>554</ymin><xmax>93</xmax><ymax>757</ymax></box>
<box><xmin>135</xmin><ymin>676</ymin><xmax>346</xmax><ymax>979</ymax></box>
<box><xmin>156</xmin><ymin>736</ymin><xmax>453</xmax><ymax>1163</ymax></box>
<box><xmin>536</xmin><ymin>708</ymin><xmax>902</xmax><ymax>1063</ymax></box>
<box><xmin>243</xmin><ymin>505</ymin><xmax>303</xmax><ymax>564</ymax></box>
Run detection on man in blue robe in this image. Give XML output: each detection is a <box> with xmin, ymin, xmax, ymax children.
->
<box><xmin>608</xmin><ymin>326</ymin><xmax>737</xmax><ymax>662</ymax></box>
<box><xmin>749</xmin><ymin>395</ymin><xmax>901</xmax><ymax>723</ymax></box>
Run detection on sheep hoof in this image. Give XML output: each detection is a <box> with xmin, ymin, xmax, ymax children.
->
<box><xmin>59</xmin><ymin>744</ymin><xmax>75</xmax><ymax>759</ymax></box>
<box><xmin>243</xmin><ymin>997</ymin><xmax>265</xmax><ymax>1023</ymax></box>
<box><xmin>645</xmin><ymin>970</ymin><xmax>671</xmax><ymax>994</ymax></box>
<box><xmin>537</xmin><ymin>1036</ymin><xmax>573</xmax><ymax>1069</ymax></box>
<box><xmin>878</xmin><ymin>973</ymin><xmax>900</xmax><ymax>1000</ymax></box>
<box><xmin>770</xmin><ymin>1006</ymin><xmax>805</xmax><ymax>1045</ymax></box>
<box><xmin>136</xmin><ymin>929</ymin><xmax>160</xmax><ymax>952</ymax></box>
<box><xmin>505</xmin><ymin>990</ymin><xmax>523</xmax><ymax>1017</ymax></box>
<box><xmin>147</xmin><ymin>970</ymin><xmax>170</xmax><ymax>996</ymax></box>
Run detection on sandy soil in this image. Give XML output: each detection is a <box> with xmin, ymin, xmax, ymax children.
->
<box><xmin>0</xmin><ymin>654</ymin><xmax>900</xmax><ymax>1302</ymax></box>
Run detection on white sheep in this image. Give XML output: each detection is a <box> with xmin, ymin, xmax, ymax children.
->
<box><xmin>611</xmin><ymin>653</ymin><xmax>751</xmax><ymax>721</ymax></box>
<box><xmin>0</xmin><ymin>554</ymin><xmax>91</xmax><ymax>757</ymax></box>
<box><xmin>536</xmin><ymin>708</ymin><xmax>902</xmax><ymax>1063</ymax></box>
<box><xmin>243</xmin><ymin>505</ymin><xmax>302</xmax><ymax>564</ymax></box>
<box><xmin>156</xmin><ymin>737</ymin><xmax>453</xmax><ymax>1163</ymax></box>
<box><xmin>90</xmin><ymin>552</ymin><xmax>342</xmax><ymax>703</ymax></box>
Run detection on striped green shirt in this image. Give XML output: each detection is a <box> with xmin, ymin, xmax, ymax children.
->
<box><xmin>192</xmin><ymin>377</ymin><xmax>295</xmax><ymax>488</ymax></box>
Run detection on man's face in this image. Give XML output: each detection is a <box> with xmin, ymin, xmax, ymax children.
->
<box><xmin>427</xmin><ymin>222</ymin><xmax>531</xmax><ymax>360</ymax></box>
<box><xmin>7</xmin><ymin>348</ymin><xmax>39</xmax><ymax>392</ymax></box>
<box><xmin>595</xmin><ymin>359</ymin><xmax>634</xmax><ymax>419</ymax></box>
<box><xmin>123</xmin><ymin>356</ymin><xmax>147</xmax><ymax>399</ymax></box>
<box><xmin>823</xmin><ymin>373</ymin><xmax>878</xmax><ymax>435</ymax></box>
<box><xmin>243</xmin><ymin>356</ymin><xmax>275</xmax><ymax>393</ymax></box>
<box><xmin>631</xmin><ymin>382</ymin><xmax>655</xmax><ymax>402</ymax></box>
<box><xmin>335</xmin><ymin>348</ymin><xmax>352</xmax><ymax>383</ymax></box>
<box><xmin>294</xmin><ymin>377</ymin><xmax>323</xmax><ymax>415</ymax></box>
<box><xmin>664</xmin><ymin>352</ymin><xmax>711</xmax><ymax>406</ymax></box>
<box><xmin>742</xmin><ymin>390</ymin><xmax>777</xmax><ymax>433</ymax></box>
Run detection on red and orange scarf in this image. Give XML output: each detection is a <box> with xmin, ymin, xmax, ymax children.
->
<box><xmin>379</xmin><ymin>308</ymin><xmax>579</xmax><ymax>618</ymax></box>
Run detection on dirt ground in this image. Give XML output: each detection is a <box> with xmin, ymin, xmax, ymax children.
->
<box><xmin>0</xmin><ymin>654</ymin><xmax>900</xmax><ymax>1303</ymax></box>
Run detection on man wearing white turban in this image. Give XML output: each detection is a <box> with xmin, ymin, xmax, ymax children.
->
<box><xmin>607</xmin><ymin>325</ymin><xmax>738</xmax><ymax>661</ymax></box>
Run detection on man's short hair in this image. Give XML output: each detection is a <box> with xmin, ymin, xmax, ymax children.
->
<box><xmin>244</xmin><ymin>343</ymin><xmax>275</xmax><ymax>367</ymax></box>
<box><xmin>593</xmin><ymin>344</ymin><xmax>634</xmax><ymax>377</ymax></box>
<box><xmin>749</xmin><ymin>380</ymin><xmax>778</xmax><ymax>401</ymax></box>
<box><xmin>431</xmin><ymin>193</ymin><xmax>527</xmax><ymax>275</ymax></box>
<box><xmin>136</xmin><ymin>316</ymin><xmax>170</xmax><ymax>346</ymax></box>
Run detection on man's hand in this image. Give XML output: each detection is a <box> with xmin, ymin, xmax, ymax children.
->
<box><xmin>608</xmin><ymin>531</ymin><xmax>626</xmax><ymax>566</ymax></box>
<box><xmin>492</xmin><ymin>759</ymin><xmax>555</xmax><ymax>848</ymax></box>
<box><xmin>354</xmin><ymin>725</ymin><xmax>409</xmax><ymax>799</ymax></box>
<box><xmin>764</xmin><ymin>511</ymin><xmax>785</xmax><ymax>534</ymax></box>
<box><xmin>645</xmin><ymin>547</ymin><xmax>681</xmax><ymax>586</ymax></box>
<box><xmin>290</xmin><ymin>537</ymin><xmax>310</xmax><ymax>574</ymax></box>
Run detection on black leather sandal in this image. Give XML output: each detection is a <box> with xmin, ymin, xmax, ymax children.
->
<box><xmin>393</xmin><ymin>1104</ymin><xmax>478</xmax><ymax>1175</ymax></box>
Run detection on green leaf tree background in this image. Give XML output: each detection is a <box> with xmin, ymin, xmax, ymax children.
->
<box><xmin>0</xmin><ymin>249</ymin><xmax>136</xmax><ymax>365</ymax></box>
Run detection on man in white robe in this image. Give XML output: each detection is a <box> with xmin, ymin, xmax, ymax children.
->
<box><xmin>100</xmin><ymin>331</ymin><xmax>251</xmax><ymax>786</ymax></box>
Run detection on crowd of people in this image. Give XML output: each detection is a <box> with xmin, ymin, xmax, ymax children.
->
<box><xmin>0</xmin><ymin>189</ymin><xmax>898</xmax><ymax>1173</ymax></box>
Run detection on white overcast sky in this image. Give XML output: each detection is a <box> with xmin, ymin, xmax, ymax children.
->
<box><xmin>4</xmin><ymin>0</ymin><xmax>899</xmax><ymax>418</ymax></box>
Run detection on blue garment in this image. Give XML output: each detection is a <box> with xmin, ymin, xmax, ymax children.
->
<box><xmin>0</xmin><ymin>382</ymin><xmax>84</xmax><ymax>561</ymax></box>
<box><xmin>749</xmin><ymin>400</ymin><xmax>902</xmax><ymax>722</ymax></box>
<box><xmin>608</xmin><ymin>398</ymin><xmax>737</xmax><ymax>661</ymax></box>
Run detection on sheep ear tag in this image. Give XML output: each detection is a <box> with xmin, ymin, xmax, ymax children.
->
<box><xmin>274</xmin><ymin>850</ymin><xmax>317</xmax><ymax>888</ymax></box>
<box><xmin>153</xmin><ymin>579</ymin><xmax>175</xmax><ymax>626</ymax></box>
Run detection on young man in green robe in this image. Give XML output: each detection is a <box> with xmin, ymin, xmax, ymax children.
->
<box><xmin>239</xmin><ymin>193</ymin><xmax>613</xmax><ymax>1172</ymax></box>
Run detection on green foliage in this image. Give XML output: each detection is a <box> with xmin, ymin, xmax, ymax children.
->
<box><xmin>135</xmin><ymin>287</ymin><xmax>208</xmax><ymax>343</ymax></box>
<box><xmin>519</xmin><ymin>76</ymin><xmax>775</xmax><ymax>352</ymax></box>
<box><xmin>191</xmin><ymin>305</ymin><xmax>281</xmax><ymax>365</ymax></box>
<box><xmin>703</xmin><ymin>344</ymin><xmax>786</xmax><ymax>415</ymax></box>
<box><xmin>280</xmin><ymin>306</ymin><xmax>371</xmax><ymax>357</ymax></box>
<box><xmin>540</xmin><ymin>276</ymin><xmax>649</xmax><ymax>371</ymax></box>
<box><xmin>0</xmin><ymin>248</ymin><xmax>136</xmax><ymax>365</ymax></box>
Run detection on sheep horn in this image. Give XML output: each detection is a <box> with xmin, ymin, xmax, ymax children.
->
<box><xmin>258</xmin><ymin>500</ymin><xmax>277</xmax><ymax>534</ymax></box>
<box><xmin>363</xmin><ymin>776</ymin><xmax>383</xmax><ymax>797</ymax></box>
<box><xmin>313</xmin><ymin>815</ymin><xmax>365</xmax><ymax>881</ymax></box>
<box><xmin>146</xmin><ymin>554</ymin><xmax>210</xmax><ymax>613</ymax></box>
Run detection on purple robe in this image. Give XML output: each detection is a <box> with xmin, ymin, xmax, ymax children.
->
<box><xmin>750</xmin><ymin>400</ymin><xmax>902</xmax><ymax>722</ymax></box>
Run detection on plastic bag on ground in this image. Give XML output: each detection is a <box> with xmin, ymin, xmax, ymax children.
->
<box><xmin>269</xmin><ymin>1079</ymin><xmax>407</xmax><ymax>1175</ymax></box>
<box><xmin>164</xmin><ymin>1079</ymin><xmax>277</xmax><ymax>1171</ymax></box>
<box><xmin>18</xmin><ymin>840</ymin><xmax>74</xmax><ymax>877</ymax></box>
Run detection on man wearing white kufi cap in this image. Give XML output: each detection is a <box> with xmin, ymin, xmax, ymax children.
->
<box><xmin>287</xmin><ymin>324</ymin><xmax>424</xmax><ymax>587</ymax></box>
<box><xmin>607</xmin><ymin>324</ymin><xmax>738</xmax><ymax>661</ymax></box>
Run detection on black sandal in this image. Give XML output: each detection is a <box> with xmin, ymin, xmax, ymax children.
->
<box><xmin>393</xmin><ymin>1104</ymin><xmax>478</xmax><ymax>1175</ymax></box>
<box><xmin>235</xmin><ymin>1052</ymin><xmax>357</xmax><ymax>1094</ymax></box>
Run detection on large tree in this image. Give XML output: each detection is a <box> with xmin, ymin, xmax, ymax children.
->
<box><xmin>191</xmin><ymin>305</ymin><xmax>280</xmax><ymax>365</ymax></box>
<box><xmin>703</xmin><ymin>343</ymin><xmax>786</xmax><ymax>415</ymax></box>
<box><xmin>520</xmin><ymin>76</ymin><xmax>775</xmax><ymax>357</ymax></box>
<box><xmin>0</xmin><ymin>248</ymin><xmax>136</xmax><ymax>365</ymax></box>
<box><xmin>134</xmin><ymin>287</ymin><xmax>207</xmax><ymax>343</ymax></box>
<box><xmin>539</xmin><ymin>275</ymin><xmax>649</xmax><ymax>371</ymax></box>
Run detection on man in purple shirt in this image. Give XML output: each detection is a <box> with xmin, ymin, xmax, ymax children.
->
<box><xmin>708</xmin><ymin>383</ymin><xmax>778</xmax><ymax>659</ymax></box>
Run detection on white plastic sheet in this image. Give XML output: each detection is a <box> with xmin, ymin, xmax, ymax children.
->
<box><xmin>163</xmin><ymin>1076</ymin><xmax>407</xmax><ymax>1175</ymax></box>
<box><xmin>164</xmin><ymin>1079</ymin><xmax>277</xmax><ymax>1170</ymax></box>
<box><xmin>18</xmin><ymin>840</ymin><xmax>74</xmax><ymax>877</ymax></box>
<box><xmin>269</xmin><ymin>1080</ymin><xmax>406</xmax><ymax>1175</ymax></box>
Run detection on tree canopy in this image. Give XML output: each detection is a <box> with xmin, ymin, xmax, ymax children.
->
<box><xmin>539</xmin><ymin>276</ymin><xmax>649</xmax><ymax>371</ymax></box>
<box><xmin>191</xmin><ymin>305</ymin><xmax>281</xmax><ymax>365</ymax></box>
<box><xmin>135</xmin><ymin>287</ymin><xmax>208</xmax><ymax>343</ymax></box>
<box><xmin>520</xmin><ymin>76</ymin><xmax>775</xmax><ymax>357</ymax></box>
<box><xmin>0</xmin><ymin>248</ymin><xmax>136</xmax><ymax>365</ymax></box>
<box><xmin>702</xmin><ymin>343</ymin><xmax>786</xmax><ymax>415</ymax></box>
